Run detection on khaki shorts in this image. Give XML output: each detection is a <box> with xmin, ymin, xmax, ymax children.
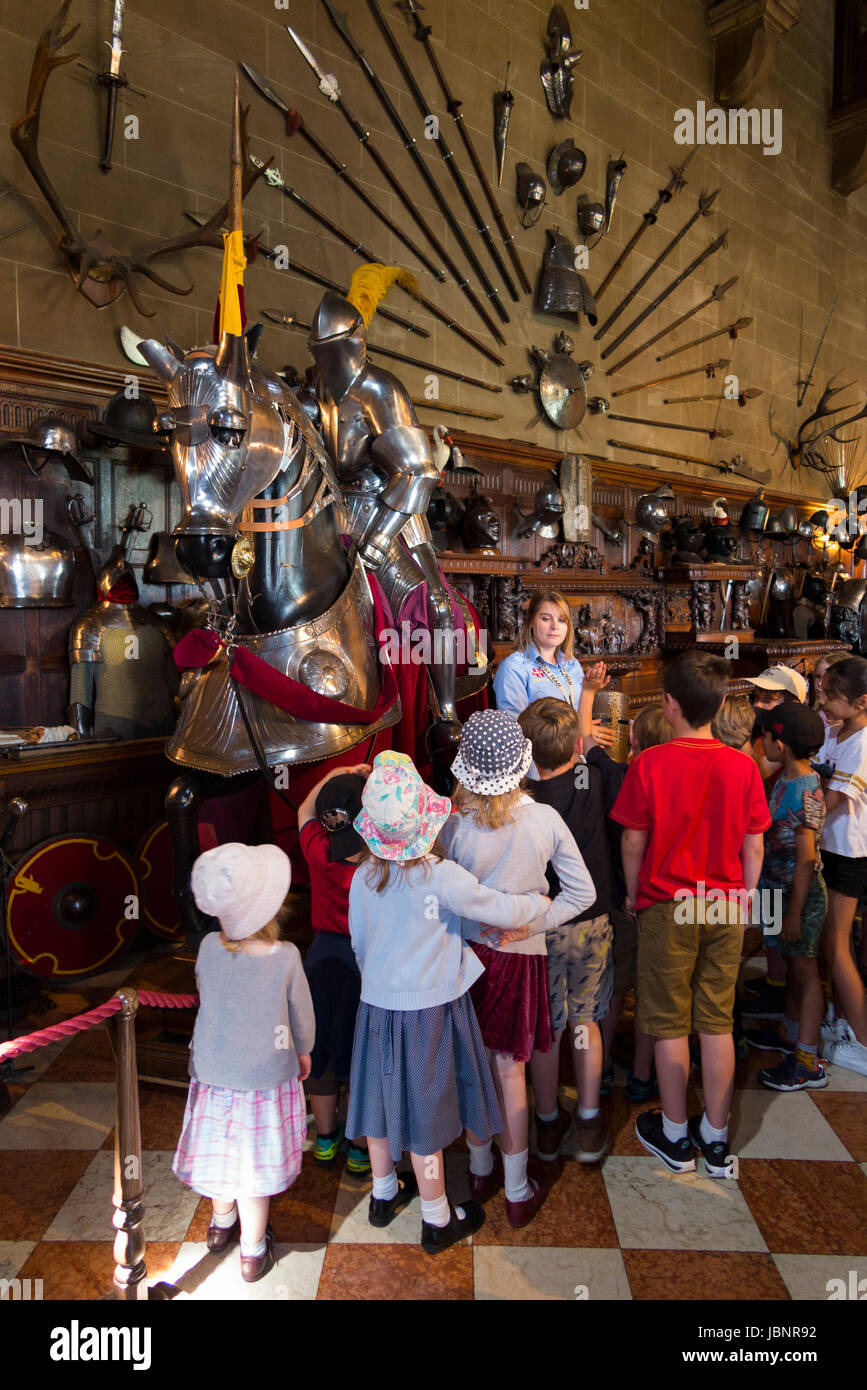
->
<box><xmin>636</xmin><ymin>897</ymin><xmax>744</xmax><ymax>1038</ymax></box>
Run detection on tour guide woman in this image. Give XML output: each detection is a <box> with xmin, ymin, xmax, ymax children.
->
<box><xmin>494</xmin><ymin>590</ymin><xmax>586</xmax><ymax>717</ymax></box>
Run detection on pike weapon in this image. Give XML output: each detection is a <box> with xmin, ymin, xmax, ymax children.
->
<box><xmin>663</xmin><ymin>387</ymin><xmax>763</xmax><ymax>406</ymax></box>
<box><xmin>240</xmin><ymin>63</ymin><xmax>445</xmax><ymax>285</ymax></box>
<box><xmin>367</xmin><ymin>0</ymin><xmax>518</xmax><ymax>302</ymax></box>
<box><xmin>608</xmin><ymin>438</ymin><xmax>771</xmax><ymax>484</ymax></box>
<box><xmin>396</xmin><ymin>0</ymin><xmax>531</xmax><ymax>295</ymax></box>
<box><xmin>411</xmin><ymin>398</ymin><xmax>503</xmax><ymax>420</ymax></box>
<box><xmin>97</xmin><ymin>0</ymin><xmax>127</xmax><ymax>172</ymax></box>
<box><xmin>250</xmin><ymin>156</ymin><xmax>505</xmax><ymax>367</ymax></box>
<box><xmin>607</xmin><ymin>276</ymin><xmax>739</xmax><ymax>374</ymax></box>
<box><xmin>656</xmin><ymin>316</ymin><xmax>752</xmax><ymax>363</ymax></box>
<box><xmin>611</xmin><ymin>358</ymin><xmax>730</xmax><ymax>398</ymax></box>
<box><xmin>594</xmin><ymin>189</ymin><xmax>720</xmax><ymax>341</ymax></box>
<box><xmin>600</xmin><ymin>230</ymin><xmax>730</xmax><ymax>359</ymax></box>
<box><xmin>492</xmin><ymin>62</ymin><xmax>514</xmax><ymax>190</ymax></box>
<box><xmin>594</xmin><ymin>149</ymin><xmax>696</xmax><ymax>302</ymax></box>
<box><xmin>319</xmin><ymin>0</ymin><xmax>510</xmax><ymax>326</ymax></box>
<box><xmin>262</xmin><ymin>308</ymin><xmax>501</xmax><ymax>392</ymax></box>
<box><xmin>183</xmin><ymin>211</ymin><xmax>430</xmax><ymax>338</ymax></box>
<box><xmin>284</xmin><ymin>25</ymin><xmax>502</xmax><ymax>344</ymax></box>
<box><xmin>607</xmin><ymin>413</ymin><xmax>733</xmax><ymax>440</ymax></box>
<box><xmin>797</xmin><ymin>294</ymin><xmax>838</xmax><ymax>407</ymax></box>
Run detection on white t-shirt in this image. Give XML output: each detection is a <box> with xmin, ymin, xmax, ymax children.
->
<box><xmin>819</xmin><ymin>727</ymin><xmax>867</xmax><ymax>859</ymax></box>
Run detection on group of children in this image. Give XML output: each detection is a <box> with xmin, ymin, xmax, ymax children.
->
<box><xmin>170</xmin><ymin>647</ymin><xmax>867</xmax><ymax>1279</ymax></box>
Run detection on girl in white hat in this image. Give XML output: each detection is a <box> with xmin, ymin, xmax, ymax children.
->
<box><xmin>346</xmin><ymin>750</ymin><xmax>552</xmax><ymax>1255</ymax></box>
<box><xmin>172</xmin><ymin>842</ymin><xmax>314</xmax><ymax>1283</ymax></box>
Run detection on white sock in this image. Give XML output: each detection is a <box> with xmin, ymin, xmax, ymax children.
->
<box><xmin>536</xmin><ymin>1107</ymin><xmax>559</xmax><ymax>1124</ymax></box>
<box><xmin>240</xmin><ymin>1235</ymin><xmax>267</xmax><ymax>1258</ymax></box>
<box><xmin>467</xmin><ymin>1137</ymin><xmax>494</xmax><ymax>1177</ymax></box>
<box><xmin>662</xmin><ymin>1112</ymin><xmax>688</xmax><ymax>1143</ymax></box>
<box><xmin>211</xmin><ymin>1203</ymin><xmax>237</xmax><ymax>1230</ymax></box>
<box><xmin>372</xmin><ymin>1170</ymin><xmax>399</xmax><ymax>1202</ymax></box>
<box><xmin>783</xmin><ymin>1016</ymin><xmax>799</xmax><ymax>1043</ymax></box>
<box><xmin>700</xmin><ymin>1113</ymin><xmax>728</xmax><ymax>1146</ymax></box>
<box><xmin>503</xmin><ymin>1147</ymin><xmax>530</xmax><ymax>1203</ymax></box>
<box><xmin>578</xmin><ymin>1105</ymin><xmax>599</xmax><ymax>1120</ymax></box>
<box><xmin>420</xmin><ymin>1193</ymin><xmax>464</xmax><ymax>1227</ymax></box>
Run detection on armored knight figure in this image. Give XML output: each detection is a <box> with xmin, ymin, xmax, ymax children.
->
<box><xmin>302</xmin><ymin>281</ymin><xmax>483</xmax><ymax>748</ymax></box>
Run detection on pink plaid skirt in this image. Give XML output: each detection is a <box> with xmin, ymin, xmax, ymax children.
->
<box><xmin>172</xmin><ymin>1077</ymin><xmax>307</xmax><ymax>1200</ymax></box>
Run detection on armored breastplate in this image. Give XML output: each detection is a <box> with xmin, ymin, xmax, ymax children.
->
<box><xmin>318</xmin><ymin>387</ymin><xmax>377</xmax><ymax>484</ymax></box>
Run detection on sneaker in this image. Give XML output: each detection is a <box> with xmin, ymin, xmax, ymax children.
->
<box><xmin>368</xmin><ymin>1171</ymin><xmax>418</xmax><ymax>1228</ymax></box>
<box><xmin>635</xmin><ymin>1109</ymin><xmax>696</xmax><ymax>1174</ymax></box>
<box><xmin>575</xmin><ymin>1112</ymin><xmax>610</xmax><ymax>1163</ymax></box>
<box><xmin>504</xmin><ymin>1158</ymin><xmax>549</xmax><ymax>1228</ymax></box>
<box><xmin>687</xmin><ymin>1115</ymin><xmax>734</xmax><ymax>1179</ymax></box>
<box><xmin>758</xmin><ymin>1052</ymin><xmax>828</xmax><ymax>1091</ymax></box>
<box><xmin>820</xmin><ymin>1014</ymin><xmax>850</xmax><ymax>1047</ymax></box>
<box><xmin>420</xmin><ymin>1199</ymin><xmax>484</xmax><ymax>1254</ymax></box>
<box><xmin>313</xmin><ymin>1124</ymin><xmax>344</xmax><ymax>1164</ymax></box>
<box><xmin>534</xmin><ymin>1106</ymin><xmax>572</xmax><ymax>1162</ymax></box>
<box><xmin>741</xmin><ymin>978</ymin><xmax>785</xmax><ymax>1018</ymax></box>
<box><xmin>744</xmin><ymin>1025</ymin><xmax>794</xmax><ymax>1054</ymax></box>
<box><xmin>468</xmin><ymin>1147</ymin><xmax>503</xmax><ymax>1204</ymax></box>
<box><xmin>346</xmin><ymin>1142</ymin><xmax>371</xmax><ymax>1177</ymax></box>
<box><xmin>625</xmin><ymin>1070</ymin><xmax>659</xmax><ymax>1102</ymax></box>
<box><xmin>826</xmin><ymin>1032</ymin><xmax>867</xmax><ymax>1077</ymax></box>
<box><xmin>600</xmin><ymin>1066</ymin><xmax>614</xmax><ymax>1098</ymax></box>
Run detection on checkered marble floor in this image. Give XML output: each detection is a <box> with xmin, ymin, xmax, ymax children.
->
<box><xmin>2</xmin><ymin>947</ymin><xmax>866</xmax><ymax>1301</ymax></box>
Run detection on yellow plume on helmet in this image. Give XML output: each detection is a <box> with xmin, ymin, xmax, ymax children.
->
<box><xmin>346</xmin><ymin>265</ymin><xmax>419</xmax><ymax>329</ymax></box>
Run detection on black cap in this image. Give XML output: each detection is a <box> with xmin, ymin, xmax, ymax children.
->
<box><xmin>756</xmin><ymin>703</ymin><xmax>825</xmax><ymax>756</ymax></box>
<box><xmin>315</xmin><ymin>774</ymin><xmax>366</xmax><ymax>862</ymax></box>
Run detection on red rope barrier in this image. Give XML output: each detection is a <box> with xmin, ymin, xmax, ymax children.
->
<box><xmin>0</xmin><ymin>990</ymin><xmax>198</xmax><ymax>1064</ymax></box>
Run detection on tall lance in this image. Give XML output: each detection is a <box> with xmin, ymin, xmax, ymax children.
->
<box><xmin>797</xmin><ymin>294</ymin><xmax>838</xmax><ymax>407</ymax></box>
<box><xmin>607</xmin><ymin>277</ymin><xmax>739</xmax><ymax>374</ymax></box>
<box><xmin>607</xmin><ymin>413</ymin><xmax>733</xmax><ymax>440</ymax></box>
<box><xmin>319</xmin><ymin>0</ymin><xmax>510</xmax><ymax>325</ymax></box>
<box><xmin>656</xmin><ymin>316</ymin><xmax>752</xmax><ymax>363</ymax></box>
<box><xmin>412</xmin><ymin>398</ymin><xmax>503</xmax><ymax>420</ymax></box>
<box><xmin>262</xmin><ymin>308</ymin><xmax>502</xmax><ymax>392</ymax></box>
<box><xmin>594</xmin><ymin>189</ymin><xmax>720</xmax><ymax>341</ymax></box>
<box><xmin>600</xmin><ymin>230</ymin><xmax>730</xmax><ymax>360</ymax></box>
<box><xmin>239</xmin><ymin>64</ymin><xmax>446</xmax><ymax>286</ymax></box>
<box><xmin>390</xmin><ymin>0</ymin><xmax>530</xmax><ymax>297</ymax></box>
<box><xmin>284</xmin><ymin>25</ymin><xmax>502</xmax><ymax>345</ymax></box>
<box><xmin>250</xmin><ymin>156</ymin><xmax>505</xmax><ymax>367</ymax></box>
<box><xmin>608</xmin><ymin>438</ymin><xmax>771</xmax><ymax>485</ymax></box>
<box><xmin>183</xmin><ymin>211</ymin><xmax>430</xmax><ymax>338</ymax></box>
<box><xmin>664</xmin><ymin>387</ymin><xmax>762</xmax><ymax>406</ymax></box>
<box><xmin>594</xmin><ymin>150</ymin><xmax>696</xmax><ymax>303</ymax></box>
<box><xmin>611</xmin><ymin>357</ymin><xmax>730</xmax><ymax>398</ymax></box>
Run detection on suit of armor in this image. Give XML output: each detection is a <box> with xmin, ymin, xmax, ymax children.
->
<box><xmin>303</xmin><ymin>291</ymin><xmax>464</xmax><ymax>731</ymax></box>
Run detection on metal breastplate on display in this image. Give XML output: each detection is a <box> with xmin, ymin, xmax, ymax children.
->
<box><xmin>829</xmin><ymin>579</ymin><xmax>867</xmax><ymax>653</ymax></box>
<box><xmin>0</xmin><ymin>531</ymin><xmax>75</xmax><ymax>607</ymax></box>
<box><xmin>167</xmin><ymin>552</ymin><xmax>400</xmax><ymax>775</ymax></box>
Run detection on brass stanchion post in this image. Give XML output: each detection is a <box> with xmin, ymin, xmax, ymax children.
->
<box><xmin>112</xmin><ymin>986</ymin><xmax>147</xmax><ymax>1299</ymax></box>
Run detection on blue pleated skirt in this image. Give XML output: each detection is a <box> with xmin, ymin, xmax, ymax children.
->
<box><xmin>346</xmin><ymin>991</ymin><xmax>502</xmax><ymax>1163</ymax></box>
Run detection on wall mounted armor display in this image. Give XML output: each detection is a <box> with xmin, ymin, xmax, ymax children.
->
<box><xmin>516</xmin><ymin>162</ymin><xmax>547</xmax><ymax>229</ymax></box>
<box><xmin>87</xmin><ymin>390</ymin><xmax>170</xmax><ymax>452</ymax></box>
<box><xmin>739</xmin><ymin>487</ymin><xmax>770</xmax><ymax>534</ymax></box>
<box><xmin>559</xmin><ymin>453</ymin><xmax>592</xmax><ymax>543</ymax></box>
<box><xmin>492</xmin><ymin>61</ymin><xmax>515</xmax><ymax>189</ymax></box>
<box><xmin>602</xmin><ymin>155</ymin><xmax>628</xmax><ymax>237</ymax></box>
<box><xmin>577</xmin><ymin>194</ymin><xmax>606</xmax><ymax>240</ymax></box>
<box><xmin>547</xmin><ymin>139</ymin><xmax>586</xmax><ymax>196</ymax></box>
<box><xmin>510</xmin><ymin>334</ymin><xmax>593</xmax><ymax>430</ymax></box>
<box><xmin>540</xmin><ymin>4</ymin><xmax>582</xmax><ymax>119</ymax></box>
<box><xmin>703</xmin><ymin>523</ymin><xmax>738</xmax><ymax>562</ymax></box>
<box><xmin>514</xmin><ymin>479</ymin><xmax>565</xmax><ymax>540</ymax></box>
<box><xmin>462</xmin><ymin>493</ymin><xmax>501</xmax><ymax>553</ymax></box>
<box><xmin>537</xmin><ymin>228</ymin><xmax>598</xmax><ymax>324</ymax></box>
<box><xmin>143</xmin><ymin>532</ymin><xmax>197</xmax><ymax>586</ymax></box>
<box><xmin>595</xmin><ymin>149</ymin><xmax>696</xmax><ymax>304</ymax></box>
<box><xmin>829</xmin><ymin>579</ymin><xmax>867</xmax><ymax>652</ymax></box>
<box><xmin>634</xmin><ymin>483</ymin><xmax>674</xmax><ymax>539</ymax></box>
<box><xmin>2</xmin><ymin>414</ymin><xmax>94</xmax><ymax>485</ymax></box>
<box><xmin>0</xmin><ymin>530</ymin><xmax>75</xmax><ymax>607</ymax></box>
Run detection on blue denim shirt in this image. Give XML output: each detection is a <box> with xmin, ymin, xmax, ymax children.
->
<box><xmin>493</xmin><ymin>641</ymin><xmax>585</xmax><ymax>718</ymax></box>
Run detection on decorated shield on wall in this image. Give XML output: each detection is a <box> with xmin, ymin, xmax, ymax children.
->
<box><xmin>135</xmin><ymin>820</ymin><xmax>183</xmax><ymax>941</ymax></box>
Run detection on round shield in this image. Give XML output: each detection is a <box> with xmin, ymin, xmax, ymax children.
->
<box><xmin>7</xmin><ymin>836</ymin><xmax>140</xmax><ymax>978</ymax></box>
<box><xmin>135</xmin><ymin>820</ymin><xmax>183</xmax><ymax>941</ymax></box>
<box><xmin>539</xmin><ymin>355</ymin><xmax>587</xmax><ymax>429</ymax></box>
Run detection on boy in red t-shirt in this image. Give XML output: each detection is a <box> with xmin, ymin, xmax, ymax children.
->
<box><xmin>610</xmin><ymin>652</ymin><xmax>769</xmax><ymax>1177</ymax></box>
<box><xmin>298</xmin><ymin>763</ymin><xmax>372</xmax><ymax>1175</ymax></box>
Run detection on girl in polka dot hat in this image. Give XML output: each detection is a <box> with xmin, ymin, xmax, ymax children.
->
<box><xmin>439</xmin><ymin>710</ymin><xmax>596</xmax><ymax>1229</ymax></box>
<box><xmin>345</xmin><ymin>749</ymin><xmax>554</xmax><ymax>1255</ymax></box>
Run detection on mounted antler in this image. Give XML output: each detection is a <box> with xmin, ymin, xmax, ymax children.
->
<box><xmin>10</xmin><ymin>0</ymin><xmax>271</xmax><ymax>316</ymax></box>
<box><xmin>769</xmin><ymin>374</ymin><xmax>867</xmax><ymax>475</ymax></box>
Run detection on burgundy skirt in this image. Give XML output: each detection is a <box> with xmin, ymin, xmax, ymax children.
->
<box><xmin>470</xmin><ymin>944</ymin><xmax>553</xmax><ymax>1063</ymax></box>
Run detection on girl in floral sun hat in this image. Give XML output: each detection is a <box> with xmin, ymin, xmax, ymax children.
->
<box><xmin>439</xmin><ymin>710</ymin><xmax>596</xmax><ymax>1229</ymax></box>
<box><xmin>345</xmin><ymin>749</ymin><xmax>552</xmax><ymax>1256</ymax></box>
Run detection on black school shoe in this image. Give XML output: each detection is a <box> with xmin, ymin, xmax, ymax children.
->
<box><xmin>687</xmin><ymin>1115</ymin><xmax>733</xmax><ymax>1178</ymax></box>
<box><xmin>421</xmin><ymin>1199</ymin><xmax>485</xmax><ymax>1255</ymax></box>
<box><xmin>368</xmin><ymin>1170</ymin><xmax>418</xmax><ymax>1228</ymax></box>
<box><xmin>635</xmin><ymin>1109</ymin><xmax>696</xmax><ymax>1173</ymax></box>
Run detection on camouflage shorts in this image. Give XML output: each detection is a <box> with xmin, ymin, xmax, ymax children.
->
<box><xmin>546</xmin><ymin>913</ymin><xmax>615</xmax><ymax>1034</ymax></box>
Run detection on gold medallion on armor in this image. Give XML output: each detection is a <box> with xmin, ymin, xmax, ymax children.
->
<box><xmin>231</xmin><ymin>536</ymin><xmax>255</xmax><ymax>579</ymax></box>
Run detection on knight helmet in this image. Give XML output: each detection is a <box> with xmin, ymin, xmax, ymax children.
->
<box><xmin>307</xmin><ymin>292</ymin><xmax>368</xmax><ymax>405</ymax></box>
